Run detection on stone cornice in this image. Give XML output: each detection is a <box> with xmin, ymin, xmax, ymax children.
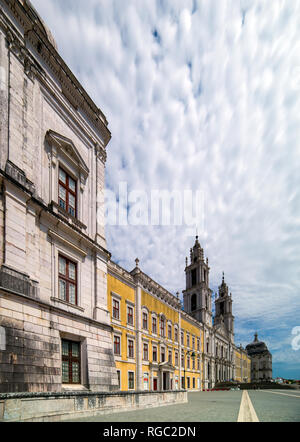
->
<box><xmin>107</xmin><ymin>260</ymin><xmax>136</xmax><ymax>288</ymax></box>
<box><xmin>131</xmin><ymin>268</ymin><xmax>181</xmax><ymax>310</ymax></box>
<box><xmin>180</xmin><ymin>310</ymin><xmax>204</xmax><ymax>330</ymax></box>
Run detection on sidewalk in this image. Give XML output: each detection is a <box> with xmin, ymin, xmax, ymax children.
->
<box><xmin>66</xmin><ymin>391</ymin><xmax>243</xmax><ymax>422</ymax></box>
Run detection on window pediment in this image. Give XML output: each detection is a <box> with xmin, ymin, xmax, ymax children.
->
<box><xmin>46</xmin><ymin>130</ymin><xmax>89</xmax><ymax>180</ymax></box>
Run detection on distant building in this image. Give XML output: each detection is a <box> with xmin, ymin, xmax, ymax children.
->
<box><xmin>246</xmin><ymin>333</ymin><xmax>272</xmax><ymax>382</ymax></box>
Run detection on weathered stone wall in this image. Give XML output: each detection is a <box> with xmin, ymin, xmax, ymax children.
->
<box><xmin>0</xmin><ymin>31</ymin><xmax>9</xmax><ymax>171</ymax></box>
<box><xmin>0</xmin><ymin>389</ymin><xmax>188</xmax><ymax>422</ymax></box>
<box><xmin>0</xmin><ymin>290</ymin><xmax>117</xmax><ymax>393</ymax></box>
<box><xmin>0</xmin><ymin>184</ymin><xmax>4</xmax><ymax>267</ymax></box>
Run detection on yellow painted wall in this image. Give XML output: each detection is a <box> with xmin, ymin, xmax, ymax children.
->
<box><xmin>107</xmin><ymin>273</ymin><xmax>136</xmax><ymax>391</ymax></box>
<box><xmin>180</xmin><ymin>316</ymin><xmax>202</xmax><ymax>389</ymax></box>
<box><xmin>234</xmin><ymin>349</ymin><xmax>251</xmax><ymax>383</ymax></box>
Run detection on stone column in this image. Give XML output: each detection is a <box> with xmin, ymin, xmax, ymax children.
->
<box><xmin>95</xmin><ymin>144</ymin><xmax>107</xmax><ymax>250</ymax></box>
<box><xmin>94</xmin><ymin>251</ymin><xmax>110</xmax><ymax>325</ymax></box>
<box><xmin>0</xmin><ymin>32</ymin><xmax>9</xmax><ymax>170</ymax></box>
<box><xmin>135</xmin><ymin>282</ymin><xmax>143</xmax><ymax>391</ymax></box>
<box><xmin>4</xmin><ymin>182</ymin><xmax>28</xmax><ymax>272</ymax></box>
<box><xmin>179</xmin><ymin>311</ymin><xmax>182</xmax><ymax>388</ymax></box>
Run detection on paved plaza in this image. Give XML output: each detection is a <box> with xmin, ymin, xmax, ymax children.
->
<box><xmin>67</xmin><ymin>390</ymin><xmax>300</xmax><ymax>422</ymax></box>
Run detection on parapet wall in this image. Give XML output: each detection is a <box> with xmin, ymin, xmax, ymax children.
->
<box><xmin>0</xmin><ymin>389</ymin><xmax>188</xmax><ymax>422</ymax></box>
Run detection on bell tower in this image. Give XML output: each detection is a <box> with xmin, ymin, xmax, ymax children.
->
<box><xmin>182</xmin><ymin>236</ymin><xmax>213</xmax><ymax>326</ymax></box>
<box><xmin>214</xmin><ymin>273</ymin><xmax>235</xmax><ymax>343</ymax></box>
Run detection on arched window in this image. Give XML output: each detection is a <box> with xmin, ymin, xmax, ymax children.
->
<box><xmin>191</xmin><ymin>294</ymin><xmax>197</xmax><ymax>311</ymax></box>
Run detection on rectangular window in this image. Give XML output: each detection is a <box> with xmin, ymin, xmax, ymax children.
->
<box><xmin>187</xmin><ymin>334</ymin><xmax>190</xmax><ymax>348</ymax></box>
<box><xmin>168</xmin><ymin>350</ymin><xmax>172</xmax><ymax>363</ymax></box>
<box><xmin>161</xmin><ymin>347</ymin><xmax>165</xmax><ymax>363</ymax></box>
<box><xmin>152</xmin><ymin>346</ymin><xmax>157</xmax><ymax>362</ymax></box>
<box><xmin>128</xmin><ymin>371</ymin><xmax>135</xmax><ymax>390</ymax></box>
<box><xmin>142</xmin><ymin>312</ymin><xmax>148</xmax><ymax>330</ymax></box>
<box><xmin>58</xmin><ymin>167</ymin><xmax>77</xmax><ymax>217</ymax></box>
<box><xmin>58</xmin><ymin>255</ymin><xmax>77</xmax><ymax>305</ymax></box>
<box><xmin>174</xmin><ymin>328</ymin><xmax>178</xmax><ymax>342</ymax></box>
<box><xmin>61</xmin><ymin>339</ymin><xmax>80</xmax><ymax>384</ymax></box>
<box><xmin>197</xmin><ymin>339</ymin><xmax>200</xmax><ymax>351</ymax></box>
<box><xmin>168</xmin><ymin>324</ymin><xmax>172</xmax><ymax>340</ymax></box>
<box><xmin>160</xmin><ymin>318</ymin><xmax>165</xmax><ymax>337</ymax></box>
<box><xmin>192</xmin><ymin>357</ymin><xmax>195</xmax><ymax>370</ymax></box>
<box><xmin>127</xmin><ymin>306</ymin><xmax>134</xmax><ymax>325</ymax></box>
<box><xmin>113</xmin><ymin>299</ymin><xmax>120</xmax><ymax>320</ymax></box>
<box><xmin>143</xmin><ymin>343</ymin><xmax>148</xmax><ymax>361</ymax></box>
<box><xmin>181</xmin><ymin>331</ymin><xmax>184</xmax><ymax>345</ymax></box>
<box><xmin>128</xmin><ymin>339</ymin><xmax>134</xmax><ymax>358</ymax></box>
<box><xmin>152</xmin><ymin>316</ymin><xmax>157</xmax><ymax>334</ymax></box>
<box><xmin>192</xmin><ymin>337</ymin><xmax>195</xmax><ymax>350</ymax></box>
<box><xmin>187</xmin><ymin>377</ymin><xmax>190</xmax><ymax>389</ymax></box>
<box><xmin>114</xmin><ymin>335</ymin><xmax>121</xmax><ymax>355</ymax></box>
<box><xmin>181</xmin><ymin>354</ymin><xmax>184</xmax><ymax>367</ymax></box>
<box><xmin>193</xmin><ymin>377</ymin><xmax>195</xmax><ymax>388</ymax></box>
<box><xmin>175</xmin><ymin>352</ymin><xmax>178</xmax><ymax>366</ymax></box>
<box><xmin>197</xmin><ymin>358</ymin><xmax>200</xmax><ymax>370</ymax></box>
<box><xmin>187</xmin><ymin>355</ymin><xmax>190</xmax><ymax>369</ymax></box>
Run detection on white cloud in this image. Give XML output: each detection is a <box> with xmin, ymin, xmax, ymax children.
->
<box><xmin>31</xmin><ymin>0</ymin><xmax>300</xmax><ymax>374</ymax></box>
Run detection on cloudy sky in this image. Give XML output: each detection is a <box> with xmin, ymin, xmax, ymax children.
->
<box><xmin>31</xmin><ymin>0</ymin><xmax>300</xmax><ymax>378</ymax></box>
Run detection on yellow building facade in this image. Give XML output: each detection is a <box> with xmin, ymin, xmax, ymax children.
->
<box><xmin>107</xmin><ymin>248</ymin><xmax>251</xmax><ymax>392</ymax></box>
<box><xmin>234</xmin><ymin>347</ymin><xmax>251</xmax><ymax>383</ymax></box>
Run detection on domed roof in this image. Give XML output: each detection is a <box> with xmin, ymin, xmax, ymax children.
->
<box><xmin>246</xmin><ymin>332</ymin><xmax>269</xmax><ymax>355</ymax></box>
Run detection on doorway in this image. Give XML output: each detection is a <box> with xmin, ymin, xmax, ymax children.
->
<box><xmin>163</xmin><ymin>372</ymin><xmax>169</xmax><ymax>390</ymax></box>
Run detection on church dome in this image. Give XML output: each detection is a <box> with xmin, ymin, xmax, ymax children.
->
<box><xmin>246</xmin><ymin>333</ymin><xmax>269</xmax><ymax>355</ymax></box>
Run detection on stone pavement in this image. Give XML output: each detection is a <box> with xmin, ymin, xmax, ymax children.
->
<box><xmin>66</xmin><ymin>390</ymin><xmax>300</xmax><ymax>422</ymax></box>
<box><xmin>248</xmin><ymin>389</ymin><xmax>300</xmax><ymax>422</ymax></box>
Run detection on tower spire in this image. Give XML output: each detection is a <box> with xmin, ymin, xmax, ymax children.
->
<box><xmin>183</xmin><ymin>238</ymin><xmax>212</xmax><ymax>326</ymax></box>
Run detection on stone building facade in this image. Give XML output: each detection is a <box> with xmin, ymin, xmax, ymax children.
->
<box><xmin>0</xmin><ymin>0</ymin><xmax>118</xmax><ymax>393</ymax></box>
<box><xmin>246</xmin><ymin>333</ymin><xmax>272</xmax><ymax>382</ymax></box>
<box><xmin>0</xmin><ymin>0</ymin><xmax>251</xmax><ymax>395</ymax></box>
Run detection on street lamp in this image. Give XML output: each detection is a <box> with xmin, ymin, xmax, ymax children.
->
<box><xmin>183</xmin><ymin>350</ymin><xmax>196</xmax><ymax>389</ymax></box>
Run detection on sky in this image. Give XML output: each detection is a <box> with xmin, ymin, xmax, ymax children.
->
<box><xmin>30</xmin><ymin>0</ymin><xmax>300</xmax><ymax>379</ymax></box>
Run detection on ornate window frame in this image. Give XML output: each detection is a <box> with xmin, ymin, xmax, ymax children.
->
<box><xmin>46</xmin><ymin>130</ymin><xmax>89</xmax><ymax>230</ymax></box>
<box><xmin>151</xmin><ymin>312</ymin><xmax>158</xmax><ymax>336</ymax></box>
<box><xmin>159</xmin><ymin>313</ymin><xmax>166</xmax><ymax>338</ymax></box>
<box><xmin>49</xmin><ymin>237</ymin><xmax>84</xmax><ymax>311</ymax></box>
<box><xmin>167</xmin><ymin>320</ymin><xmax>172</xmax><ymax>341</ymax></box>
<box><xmin>127</xmin><ymin>335</ymin><xmax>135</xmax><ymax>361</ymax></box>
<box><xmin>113</xmin><ymin>330</ymin><xmax>122</xmax><ymax>361</ymax></box>
<box><xmin>142</xmin><ymin>306</ymin><xmax>149</xmax><ymax>331</ymax></box>
<box><xmin>126</xmin><ymin>300</ymin><xmax>135</xmax><ymax>328</ymax></box>
<box><xmin>111</xmin><ymin>292</ymin><xmax>121</xmax><ymax>324</ymax></box>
